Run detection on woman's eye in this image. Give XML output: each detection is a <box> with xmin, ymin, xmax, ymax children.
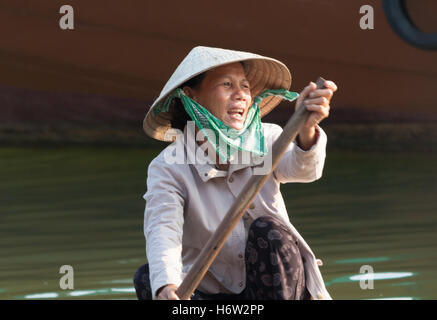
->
<box><xmin>223</xmin><ymin>82</ymin><xmax>231</xmax><ymax>86</ymax></box>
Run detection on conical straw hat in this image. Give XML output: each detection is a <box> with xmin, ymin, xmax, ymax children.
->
<box><xmin>143</xmin><ymin>46</ymin><xmax>292</xmax><ymax>141</ymax></box>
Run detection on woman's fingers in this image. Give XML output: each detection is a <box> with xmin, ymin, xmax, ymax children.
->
<box><xmin>305</xmin><ymin>104</ymin><xmax>330</xmax><ymax>117</ymax></box>
<box><xmin>323</xmin><ymin>80</ymin><xmax>338</xmax><ymax>92</ymax></box>
<box><xmin>309</xmin><ymin>88</ymin><xmax>333</xmax><ymax>100</ymax></box>
<box><xmin>297</xmin><ymin>80</ymin><xmax>337</xmax><ymax>114</ymax></box>
<box><xmin>157</xmin><ymin>284</ymin><xmax>181</xmax><ymax>300</ymax></box>
<box><xmin>295</xmin><ymin>82</ymin><xmax>317</xmax><ymax>110</ymax></box>
<box><xmin>296</xmin><ymin>79</ymin><xmax>337</xmax><ymax>128</ymax></box>
<box><xmin>304</xmin><ymin>104</ymin><xmax>329</xmax><ymax>127</ymax></box>
<box><xmin>307</xmin><ymin>80</ymin><xmax>338</xmax><ymax>101</ymax></box>
<box><xmin>168</xmin><ymin>290</ymin><xmax>181</xmax><ymax>300</ymax></box>
<box><xmin>303</xmin><ymin>81</ymin><xmax>317</xmax><ymax>96</ymax></box>
<box><xmin>304</xmin><ymin>96</ymin><xmax>330</xmax><ymax>107</ymax></box>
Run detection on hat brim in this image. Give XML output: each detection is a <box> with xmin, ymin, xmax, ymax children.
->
<box><xmin>143</xmin><ymin>56</ymin><xmax>291</xmax><ymax>141</ymax></box>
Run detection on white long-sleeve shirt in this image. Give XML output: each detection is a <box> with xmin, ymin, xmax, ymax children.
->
<box><xmin>143</xmin><ymin>122</ymin><xmax>332</xmax><ymax>300</ymax></box>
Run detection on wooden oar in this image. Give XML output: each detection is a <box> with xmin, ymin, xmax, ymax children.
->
<box><xmin>176</xmin><ymin>77</ymin><xmax>327</xmax><ymax>300</ymax></box>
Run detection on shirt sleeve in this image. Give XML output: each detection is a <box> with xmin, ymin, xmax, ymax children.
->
<box><xmin>266</xmin><ymin>123</ymin><xmax>327</xmax><ymax>184</ymax></box>
<box><xmin>143</xmin><ymin>156</ymin><xmax>186</xmax><ymax>299</ymax></box>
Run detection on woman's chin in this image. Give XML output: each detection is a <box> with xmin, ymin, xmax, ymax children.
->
<box><xmin>227</xmin><ymin>122</ymin><xmax>244</xmax><ymax>130</ymax></box>
<box><xmin>224</xmin><ymin>118</ymin><xmax>246</xmax><ymax>130</ymax></box>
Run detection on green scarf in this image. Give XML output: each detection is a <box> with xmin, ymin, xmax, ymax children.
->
<box><xmin>153</xmin><ymin>88</ymin><xmax>299</xmax><ymax>162</ymax></box>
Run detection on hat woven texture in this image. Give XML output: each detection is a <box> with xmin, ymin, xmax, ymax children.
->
<box><xmin>143</xmin><ymin>46</ymin><xmax>292</xmax><ymax>141</ymax></box>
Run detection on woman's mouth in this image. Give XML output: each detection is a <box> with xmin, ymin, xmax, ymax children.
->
<box><xmin>227</xmin><ymin>108</ymin><xmax>244</xmax><ymax>120</ymax></box>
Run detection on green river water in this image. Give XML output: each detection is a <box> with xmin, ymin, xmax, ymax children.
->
<box><xmin>1</xmin><ymin>145</ymin><xmax>436</xmax><ymax>299</ymax></box>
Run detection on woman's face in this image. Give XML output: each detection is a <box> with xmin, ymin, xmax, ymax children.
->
<box><xmin>184</xmin><ymin>62</ymin><xmax>252</xmax><ymax>130</ymax></box>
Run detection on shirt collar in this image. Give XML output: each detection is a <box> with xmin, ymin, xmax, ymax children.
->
<box><xmin>182</xmin><ymin>123</ymin><xmax>265</xmax><ymax>182</ymax></box>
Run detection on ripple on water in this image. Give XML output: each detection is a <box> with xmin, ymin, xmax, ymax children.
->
<box><xmin>19</xmin><ymin>287</ymin><xmax>136</xmax><ymax>299</ymax></box>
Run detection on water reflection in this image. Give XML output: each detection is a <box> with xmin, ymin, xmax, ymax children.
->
<box><xmin>334</xmin><ymin>257</ymin><xmax>390</xmax><ymax>264</ymax></box>
<box><xmin>390</xmin><ymin>281</ymin><xmax>416</xmax><ymax>287</ymax></box>
<box><xmin>368</xmin><ymin>297</ymin><xmax>415</xmax><ymax>300</ymax></box>
<box><xmin>326</xmin><ymin>271</ymin><xmax>415</xmax><ymax>286</ymax></box>
<box><xmin>100</xmin><ymin>279</ymin><xmax>135</xmax><ymax>284</ymax></box>
<box><xmin>1</xmin><ymin>147</ymin><xmax>436</xmax><ymax>299</ymax></box>
<box><xmin>24</xmin><ymin>292</ymin><xmax>59</xmax><ymax>299</ymax></box>
<box><xmin>69</xmin><ymin>290</ymin><xmax>97</xmax><ymax>297</ymax></box>
<box><xmin>349</xmin><ymin>272</ymin><xmax>414</xmax><ymax>282</ymax></box>
<box><xmin>20</xmin><ymin>287</ymin><xmax>136</xmax><ymax>299</ymax></box>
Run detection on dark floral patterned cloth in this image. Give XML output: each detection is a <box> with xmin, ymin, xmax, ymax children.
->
<box><xmin>133</xmin><ymin>215</ymin><xmax>310</xmax><ymax>300</ymax></box>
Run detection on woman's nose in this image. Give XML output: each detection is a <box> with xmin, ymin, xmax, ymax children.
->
<box><xmin>233</xmin><ymin>86</ymin><xmax>248</xmax><ymax>101</ymax></box>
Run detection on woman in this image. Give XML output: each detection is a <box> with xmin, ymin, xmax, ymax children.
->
<box><xmin>134</xmin><ymin>46</ymin><xmax>337</xmax><ymax>300</ymax></box>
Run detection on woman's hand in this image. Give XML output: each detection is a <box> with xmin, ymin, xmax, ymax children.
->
<box><xmin>295</xmin><ymin>80</ymin><xmax>338</xmax><ymax>150</ymax></box>
<box><xmin>156</xmin><ymin>284</ymin><xmax>181</xmax><ymax>300</ymax></box>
